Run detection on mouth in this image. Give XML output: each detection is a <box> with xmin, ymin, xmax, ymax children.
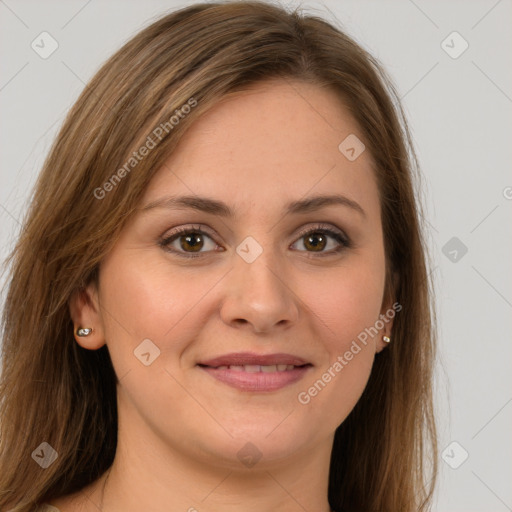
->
<box><xmin>197</xmin><ymin>352</ymin><xmax>313</xmax><ymax>392</ymax></box>
<box><xmin>198</xmin><ymin>363</ymin><xmax>309</xmax><ymax>372</ymax></box>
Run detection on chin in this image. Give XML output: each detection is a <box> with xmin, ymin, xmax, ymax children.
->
<box><xmin>197</xmin><ymin>419</ymin><xmax>317</xmax><ymax>468</ymax></box>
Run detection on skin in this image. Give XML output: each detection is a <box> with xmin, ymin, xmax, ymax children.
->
<box><xmin>56</xmin><ymin>78</ymin><xmax>394</xmax><ymax>512</ymax></box>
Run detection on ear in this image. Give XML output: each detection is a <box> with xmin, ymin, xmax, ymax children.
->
<box><xmin>69</xmin><ymin>281</ymin><xmax>106</xmax><ymax>350</ymax></box>
<box><xmin>375</xmin><ymin>270</ymin><xmax>399</xmax><ymax>354</ymax></box>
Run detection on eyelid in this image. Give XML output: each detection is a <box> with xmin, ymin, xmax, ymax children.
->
<box><xmin>292</xmin><ymin>222</ymin><xmax>349</xmax><ymax>246</ymax></box>
<box><xmin>159</xmin><ymin>224</ymin><xmax>221</xmax><ymax>256</ymax></box>
<box><xmin>162</xmin><ymin>224</ymin><xmax>218</xmax><ymax>242</ymax></box>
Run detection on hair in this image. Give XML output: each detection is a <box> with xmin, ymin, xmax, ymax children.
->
<box><xmin>0</xmin><ymin>1</ymin><xmax>438</xmax><ymax>510</ymax></box>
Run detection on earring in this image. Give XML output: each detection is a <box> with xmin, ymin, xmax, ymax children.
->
<box><xmin>76</xmin><ymin>327</ymin><xmax>93</xmax><ymax>337</ymax></box>
<box><xmin>382</xmin><ymin>335</ymin><xmax>391</xmax><ymax>343</ymax></box>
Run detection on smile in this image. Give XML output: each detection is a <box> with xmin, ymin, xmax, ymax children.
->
<box><xmin>197</xmin><ymin>363</ymin><xmax>313</xmax><ymax>391</ymax></box>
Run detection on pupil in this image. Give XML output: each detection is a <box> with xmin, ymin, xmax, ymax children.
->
<box><xmin>182</xmin><ymin>233</ymin><xmax>203</xmax><ymax>251</ymax></box>
<box><xmin>306</xmin><ymin>233</ymin><xmax>325</xmax><ymax>251</ymax></box>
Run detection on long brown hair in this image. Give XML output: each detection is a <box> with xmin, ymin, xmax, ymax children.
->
<box><xmin>0</xmin><ymin>1</ymin><xmax>438</xmax><ymax>510</ymax></box>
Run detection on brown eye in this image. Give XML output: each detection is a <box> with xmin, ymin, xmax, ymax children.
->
<box><xmin>160</xmin><ymin>223</ymin><xmax>350</xmax><ymax>259</ymax></box>
<box><xmin>291</xmin><ymin>225</ymin><xmax>350</xmax><ymax>256</ymax></box>
<box><xmin>179</xmin><ymin>233</ymin><xmax>204</xmax><ymax>252</ymax></box>
<box><xmin>160</xmin><ymin>226</ymin><xmax>219</xmax><ymax>258</ymax></box>
<box><xmin>303</xmin><ymin>232</ymin><xmax>327</xmax><ymax>252</ymax></box>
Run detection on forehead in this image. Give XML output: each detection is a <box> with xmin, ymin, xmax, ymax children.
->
<box><xmin>141</xmin><ymin>79</ymin><xmax>380</xmax><ymax>222</ymax></box>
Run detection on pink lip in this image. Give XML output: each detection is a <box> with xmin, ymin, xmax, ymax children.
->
<box><xmin>197</xmin><ymin>352</ymin><xmax>312</xmax><ymax>392</ymax></box>
<box><xmin>198</xmin><ymin>352</ymin><xmax>309</xmax><ymax>367</ymax></box>
<box><xmin>199</xmin><ymin>365</ymin><xmax>312</xmax><ymax>392</ymax></box>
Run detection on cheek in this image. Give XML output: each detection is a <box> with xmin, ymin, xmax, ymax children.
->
<box><xmin>100</xmin><ymin>253</ymin><xmax>197</xmax><ymax>336</ymax></box>
<box><xmin>293</xmin><ymin>258</ymin><xmax>385</xmax><ymax>422</ymax></box>
<box><xmin>301</xmin><ymin>257</ymin><xmax>385</xmax><ymax>351</ymax></box>
<box><xmin>98</xmin><ymin>251</ymin><xmax>227</xmax><ymax>374</ymax></box>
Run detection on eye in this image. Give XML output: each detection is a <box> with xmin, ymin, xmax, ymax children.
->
<box><xmin>159</xmin><ymin>225</ymin><xmax>220</xmax><ymax>259</ymax></box>
<box><xmin>290</xmin><ymin>223</ymin><xmax>351</xmax><ymax>256</ymax></box>
<box><xmin>159</xmin><ymin>223</ymin><xmax>350</xmax><ymax>259</ymax></box>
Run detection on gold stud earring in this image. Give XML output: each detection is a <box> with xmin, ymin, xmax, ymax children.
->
<box><xmin>383</xmin><ymin>335</ymin><xmax>391</xmax><ymax>343</ymax></box>
<box><xmin>76</xmin><ymin>327</ymin><xmax>93</xmax><ymax>337</ymax></box>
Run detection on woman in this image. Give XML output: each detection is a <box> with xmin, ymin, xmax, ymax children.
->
<box><xmin>0</xmin><ymin>1</ymin><xmax>438</xmax><ymax>511</ymax></box>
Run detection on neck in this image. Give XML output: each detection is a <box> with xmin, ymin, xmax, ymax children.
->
<box><xmin>95</xmin><ymin>405</ymin><xmax>335</xmax><ymax>512</ymax></box>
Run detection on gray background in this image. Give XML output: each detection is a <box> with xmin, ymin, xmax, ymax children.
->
<box><xmin>1</xmin><ymin>1</ymin><xmax>511</xmax><ymax>510</ymax></box>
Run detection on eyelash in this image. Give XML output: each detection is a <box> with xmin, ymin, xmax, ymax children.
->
<box><xmin>159</xmin><ymin>223</ymin><xmax>351</xmax><ymax>259</ymax></box>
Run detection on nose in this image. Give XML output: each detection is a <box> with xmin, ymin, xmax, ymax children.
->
<box><xmin>219</xmin><ymin>247</ymin><xmax>300</xmax><ymax>334</ymax></box>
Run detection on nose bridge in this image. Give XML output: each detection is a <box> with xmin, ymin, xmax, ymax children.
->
<box><xmin>234</xmin><ymin>233</ymin><xmax>286</xmax><ymax>299</ymax></box>
<box><xmin>220</xmin><ymin>233</ymin><xmax>299</xmax><ymax>331</ymax></box>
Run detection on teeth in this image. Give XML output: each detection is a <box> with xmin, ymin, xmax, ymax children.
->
<box><xmin>213</xmin><ymin>364</ymin><xmax>299</xmax><ymax>372</ymax></box>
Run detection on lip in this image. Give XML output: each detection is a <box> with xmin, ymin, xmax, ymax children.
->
<box><xmin>197</xmin><ymin>352</ymin><xmax>313</xmax><ymax>392</ymax></box>
<box><xmin>198</xmin><ymin>365</ymin><xmax>312</xmax><ymax>391</ymax></box>
<box><xmin>198</xmin><ymin>352</ymin><xmax>310</xmax><ymax>367</ymax></box>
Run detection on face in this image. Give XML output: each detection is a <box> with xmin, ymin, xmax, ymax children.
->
<box><xmin>72</xmin><ymin>79</ymin><xmax>394</xmax><ymax>469</ymax></box>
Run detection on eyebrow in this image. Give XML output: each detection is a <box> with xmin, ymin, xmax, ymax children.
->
<box><xmin>141</xmin><ymin>193</ymin><xmax>366</xmax><ymax>219</ymax></box>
